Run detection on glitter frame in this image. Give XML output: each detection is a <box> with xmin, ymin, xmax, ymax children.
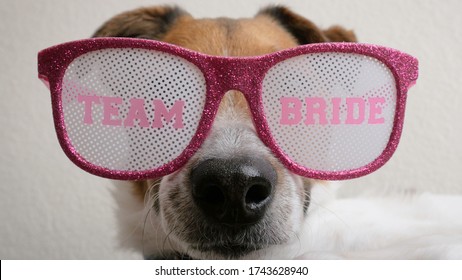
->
<box><xmin>38</xmin><ymin>38</ymin><xmax>418</xmax><ymax>180</ymax></box>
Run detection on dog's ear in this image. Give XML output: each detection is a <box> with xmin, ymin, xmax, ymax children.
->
<box><xmin>323</xmin><ymin>25</ymin><xmax>357</xmax><ymax>42</ymax></box>
<box><xmin>258</xmin><ymin>6</ymin><xmax>356</xmax><ymax>44</ymax></box>
<box><xmin>93</xmin><ymin>6</ymin><xmax>188</xmax><ymax>39</ymax></box>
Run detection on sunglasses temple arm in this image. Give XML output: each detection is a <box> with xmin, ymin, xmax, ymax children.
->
<box><xmin>37</xmin><ymin>47</ymin><xmax>57</xmax><ymax>90</ymax></box>
<box><xmin>400</xmin><ymin>54</ymin><xmax>419</xmax><ymax>93</ymax></box>
<box><xmin>407</xmin><ymin>58</ymin><xmax>419</xmax><ymax>90</ymax></box>
<box><xmin>38</xmin><ymin>74</ymin><xmax>50</xmax><ymax>89</ymax></box>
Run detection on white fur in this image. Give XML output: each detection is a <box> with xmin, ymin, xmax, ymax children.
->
<box><xmin>298</xmin><ymin>187</ymin><xmax>462</xmax><ymax>259</ymax></box>
<box><xmin>113</xmin><ymin>178</ymin><xmax>462</xmax><ymax>260</ymax></box>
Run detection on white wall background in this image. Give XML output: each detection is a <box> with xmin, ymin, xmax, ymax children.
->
<box><xmin>0</xmin><ymin>0</ymin><xmax>461</xmax><ymax>259</ymax></box>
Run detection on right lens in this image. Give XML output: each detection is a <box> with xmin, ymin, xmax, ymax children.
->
<box><xmin>261</xmin><ymin>52</ymin><xmax>397</xmax><ymax>173</ymax></box>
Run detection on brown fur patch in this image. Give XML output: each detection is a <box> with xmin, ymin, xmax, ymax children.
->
<box><xmin>131</xmin><ymin>180</ymin><xmax>149</xmax><ymax>202</ymax></box>
<box><xmin>324</xmin><ymin>26</ymin><xmax>357</xmax><ymax>42</ymax></box>
<box><xmin>162</xmin><ymin>16</ymin><xmax>299</xmax><ymax>55</ymax></box>
<box><xmin>258</xmin><ymin>6</ymin><xmax>328</xmax><ymax>44</ymax></box>
<box><xmin>93</xmin><ymin>6</ymin><xmax>187</xmax><ymax>39</ymax></box>
<box><xmin>259</xmin><ymin>6</ymin><xmax>357</xmax><ymax>44</ymax></box>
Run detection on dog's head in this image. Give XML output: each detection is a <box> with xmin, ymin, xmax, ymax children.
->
<box><xmin>95</xmin><ymin>5</ymin><xmax>356</xmax><ymax>259</ymax></box>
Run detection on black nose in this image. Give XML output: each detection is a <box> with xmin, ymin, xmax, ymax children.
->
<box><xmin>190</xmin><ymin>157</ymin><xmax>277</xmax><ymax>226</ymax></box>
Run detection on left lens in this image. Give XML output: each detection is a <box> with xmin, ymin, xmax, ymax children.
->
<box><xmin>61</xmin><ymin>48</ymin><xmax>206</xmax><ymax>173</ymax></box>
<box><xmin>261</xmin><ymin>52</ymin><xmax>397</xmax><ymax>173</ymax></box>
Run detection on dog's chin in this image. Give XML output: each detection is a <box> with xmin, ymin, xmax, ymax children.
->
<box><xmin>182</xmin><ymin>230</ymin><xmax>299</xmax><ymax>260</ymax></box>
<box><xmin>163</xmin><ymin>215</ymin><xmax>290</xmax><ymax>259</ymax></box>
<box><xmin>184</xmin><ymin>221</ymin><xmax>289</xmax><ymax>259</ymax></box>
<box><xmin>189</xmin><ymin>243</ymin><xmax>262</xmax><ymax>260</ymax></box>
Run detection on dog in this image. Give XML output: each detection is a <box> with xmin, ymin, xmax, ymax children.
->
<box><xmin>94</xmin><ymin>5</ymin><xmax>462</xmax><ymax>260</ymax></box>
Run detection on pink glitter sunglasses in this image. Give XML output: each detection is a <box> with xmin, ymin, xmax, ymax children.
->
<box><xmin>38</xmin><ymin>38</ymin><xmax>418</xmax><ymax>180</ymax></box>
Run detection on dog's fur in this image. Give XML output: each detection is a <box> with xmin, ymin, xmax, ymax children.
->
<box><xmin>96</xmin><ymin>6</ymin><xmax>462</xmax><ymax>259</ymax></box>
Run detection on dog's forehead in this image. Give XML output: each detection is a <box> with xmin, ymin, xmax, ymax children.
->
<box><xmin>161</xmin><ymin>15</ymin><xmax>300</xmax><ymax>119</ymax></box>
<box><xmin>162</xmin><ymin>15</ymin><xmax>299</xmax><ymax>56</ymax></box>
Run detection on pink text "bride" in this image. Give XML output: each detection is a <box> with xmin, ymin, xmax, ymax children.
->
<box><xmin>280</xmin><ymin>97</ymin><xmax>386</xmax><ymax>125</ymax></box>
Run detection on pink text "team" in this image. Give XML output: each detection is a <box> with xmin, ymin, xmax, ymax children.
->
<box><xmin>77</xmin><ymin>95</ymin><xmax>184</xmax><ymax>129</ymax></box>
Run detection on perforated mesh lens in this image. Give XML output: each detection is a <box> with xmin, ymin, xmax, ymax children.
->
<box><xmin>262</xmin><ymin>53</ymin><xmax>396</xmax><ymax>172</ymax></box>
<box><xmin>61</xmin><ymin>48</ymin><xmax>206</xmax><ymax>172</ymax></box>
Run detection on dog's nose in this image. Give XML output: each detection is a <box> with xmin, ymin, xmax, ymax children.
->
<box><xmin>191</xmin><ymin>157</ymin><xmax>277</xmax><ymax>225</ymax></box>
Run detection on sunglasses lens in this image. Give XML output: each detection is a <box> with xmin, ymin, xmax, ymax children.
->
<box><xmin>61</xmin><ymin>48</ymin><xmax>206</xmax><ymax>172</ymax></box>
<box><xmin>262</xmin><ymin>53</ymin><xmax>397</xmax><ymax>172</ymax></box>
